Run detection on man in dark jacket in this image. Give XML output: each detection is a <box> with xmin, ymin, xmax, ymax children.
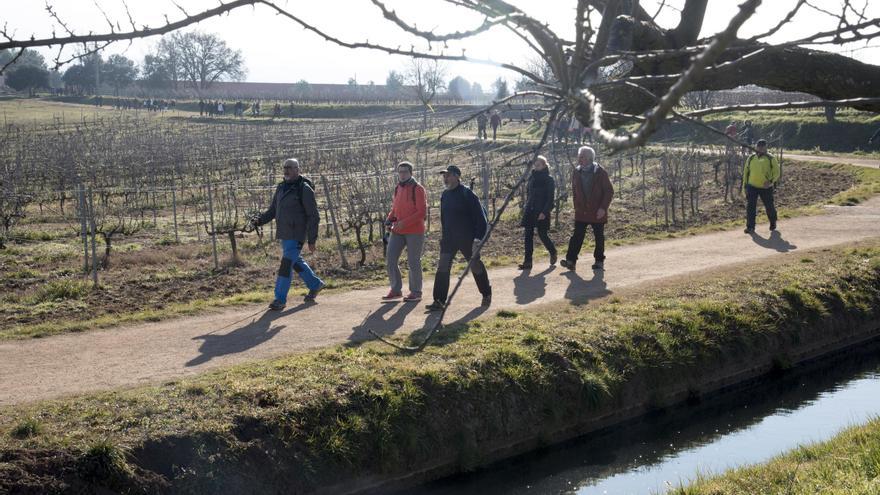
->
<box><xmin>560</xmin><ymin>146</ymin><xmax>614</xmax><ymax>271</ymax></box>
<box><xmin>252</xmin><ymin>158</ymin><xmax>325</xmax><ymax>309</ymax></box>
<box><xmin>490</xmin><ymin>111</ymin><xmax>502</xmax><ymax>141</ymax></box>
<box><xmin>476</xmin><ymin>112</ymin><xmax>489</xmax><ymax>140</ymax></box>
<box><xmin>519</xmin><ymin>155</ymin><xmax>557</xmax><ymax>269</ymax></box>
<box><xmin>426</xmin><ymin>165</ymin><xmax>492</xmax><ymax>311</ymax></box>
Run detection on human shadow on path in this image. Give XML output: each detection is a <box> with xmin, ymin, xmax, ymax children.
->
<box><xmin>562</xmin><ymin>269</ymin><xmax>611</xmax><ymax>306</ymax></box>
<box><xmin>186</xmin><ymin>304</ymin><xmax>309</xmax><ymax>367</ymax></box>
<box><xmin>408</xmin><ymin>303</ymin><xmax>490</xmax><ymax>348</ymax></box>
<box><xmin>513</xmin><ymin>266</ymin><xmax>556</xmax><ymax>305</ymax></box>
<box><xmin>750</xmin><ymin>230</ymin><xmax>797</xmax><ymax>253</ymax></box>
<box><xmin>348</xmin><ymin>301</ymin><xmax>418</xmax><ymax>344</ymax></box>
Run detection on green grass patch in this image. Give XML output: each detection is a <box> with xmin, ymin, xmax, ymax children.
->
<box><xmin>673</xmin><ymin>416</ymin><xmax>880</xmax><ymax>494</ymax></box>
<box><xmin>10</xmin><ymin>418</ymin><xmax>42</xmax><ymax>439</ymax></box>
<box><xmin>31</xmin><ymin>279</ymin><xmax>92</xmax><ymax>303</ymax></box>
<box><xmin>825</xmin><ymin>164</ymin><xmax>880</xmax><ymax>206</ymax></box>
<box><xmin>1</xmin><ymin>242</ymin><xmax>878</xmax><ymax>492</ymax></box>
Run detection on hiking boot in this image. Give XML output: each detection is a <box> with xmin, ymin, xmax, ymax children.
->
<box><xmin>425</xmin><ymin>300</ymin><xmax>446</xmax><ymax>311</ymax></box>
<box><xmin>517</xmin><ymin>262</ymin><xmax>532</xmax><ymax>270</ymax></box>
<box><xmin>744</xmin><ymin>228</ymin><xmax>754</xmax><ymax>234</ymax></box>
<box><xmin>591</xmin><ymin>261</ymin><xmax>604</xmax><ymax>270</ymax></box>
<box><xmin>381</xmin><ymin>290</ymin><xmax>402</xmax><ymax>302</ymax></box>
<box><xmin>304</xmin><ymin>282</ymin><xmax>326</xmax><ymax>302</ymax></box>
<box><xmin>481</xmin><ymin>293</ymin><xmax>492</xmax><ymax>307</ymax></box>
<box><xmin>560</xmin><ymin>259</ymin><xmax>576</xmax><ymax>271</ymax></box>
<box><xmin>403</xmin><ymin>292</ymin><xmax>422</xmax><ymax>302</ymax></box>
<box><xmin>549</xmin><ymin>253</ymin><xmax>557</xmax><ymax>266</ymax></box>
<box><xmin>769</xmin><ymin>223</ymin><xmax>777</xmax><ymax>231</ymax></box>
<box><xmin>268</xmin><ymin>300</ymin><xmax>286</xmax><ymax>311</ymax></box>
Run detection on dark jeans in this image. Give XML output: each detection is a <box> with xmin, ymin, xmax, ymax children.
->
<box><xmin>565</xmin><ymin>221</ymin><xmax>605</xmax><ymax>263</ymax></box>
<box><xmin>432</xmin><ymin>241</ymin><xmax>491</xmax><ymax>304</ymax></box>
<box><xmin>523</xmin><ymin>219</ymin><xmax>556</xmax><ymax>264</ymax></box>
<box><xmin>745</xmin><ymin>185</ymin><xmax>777</xmax><ymax>230</ymax></box>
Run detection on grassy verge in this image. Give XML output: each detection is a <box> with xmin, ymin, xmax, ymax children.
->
<box><xmin>654</xmin><ymin>110</ymin><xmax>880</xmax><ymax>153</ymax></box>
<box><xmin>824</xmin><ymin>163</ymin><xmax>880</xmax><ymax>206</ymax></box>
<box><xmin>672</xmin><ymin>416</ymin><xmax>880</xmax><ymax>495</ymax></box>
<box><xmin>1</xmin><ymin>242</ymin><xmax>879</xmax><ymax>493</ymax></box>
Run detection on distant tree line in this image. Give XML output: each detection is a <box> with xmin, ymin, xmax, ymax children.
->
<box><xmin>0</xmin><ymin>30</ymin><xmax>245</xmax><ymax>97</ymax></box>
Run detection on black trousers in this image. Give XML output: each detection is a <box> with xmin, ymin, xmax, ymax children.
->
<box><xmin>433</xmin><ymin>241</ymin><xmax>491</xmax><ymax>304</ymax></box>
<box><xmin>523</xmin><ymin>219</ymin><xmax>556</xmax><ymax>263</ymax></box>
<box><xmin>565</xmin><ymin>221</ymin><xmax>605</xmax><ymax>263</ymax></box>
<box><xmin>745</xmin><ymin>185</ymin><xmax>777</xmax><ymax>230</ymax></box>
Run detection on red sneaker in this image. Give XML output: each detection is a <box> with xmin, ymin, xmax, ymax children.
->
<box><xmin>381</xmin><ymin>290</ymin><xmax>402</xmax><ymax>301</ymax></box>
<box><xmin>403</xmin><ymin>292</ymin><xmax>422</xmax><ymax>302</ymax></box>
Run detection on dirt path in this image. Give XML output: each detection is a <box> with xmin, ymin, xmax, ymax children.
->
<box><xmin>784</xmin><ymin>153</ymin><xmax>879</xmax><ymax>169</ymax></box>
<box><xmin>446</xmin><ymin>134</ymin><xmax>880</xmax><ymax>170</ymax></box>
<box><xmin>2</xmin><ymin>196</ymin><xmax>879</xmax><ymax>407</ymax></box>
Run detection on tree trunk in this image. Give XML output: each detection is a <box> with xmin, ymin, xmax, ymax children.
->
<box><xmin>354</xmin><ymin>224</ymin><xmax>366</xmax><ymax>266</ymax></box>
<box><xmin>101</xmin><ymin>233</ymin><xmax>113</xmax><ymax>268</ymax></box>
<box><xmin>228</xmin><ymin>231</ymin><xmax>238</xmax><ymax>258</ymax></box>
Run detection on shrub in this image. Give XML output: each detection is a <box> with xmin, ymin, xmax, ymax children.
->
<box><xmin>33</xmin><ymin>279</ymin><xmax>92</xmax><ymax>303</ymax></box>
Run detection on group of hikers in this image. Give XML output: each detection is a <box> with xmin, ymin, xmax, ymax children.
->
<box><xmin>94</xmin><ymin>96</ymin><xmax>176</xmax><ymax>112</ymax></box>
<box><xmin>726</xmin><ymin>120</ymin><xmax>756</xmax><ymax>151</ymax></box>
<box><xmin>476</xmin><ymin>111</ymin><xmax>504</xmax><ymax>141</ymax></box>
<box><xmin>549</xmin><ymin>114</ymin><xmax>593</xmax><ymax>145</ymax></box>
<box><xmin>198</xmin><ymin>99</ymin><xmax>288</xmax><ymax>118</ymax></box>
<box><xmin>474</xmin><ymin>111</ymin><xmax>593</xmax><ymax>145</ymax></box>
<box><xmin>249</xmin><ymin>140</ymin><xmax>781</xmax><ymax>311</ymax></box>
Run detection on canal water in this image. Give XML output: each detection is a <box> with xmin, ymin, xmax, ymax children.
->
<box><xmin>409</xmin><ymin>346</ymin><xmax>880</xmax><ymax>495</ymax></box>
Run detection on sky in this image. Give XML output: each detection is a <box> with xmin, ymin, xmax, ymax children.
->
<box><xmin>2</xmin><ymin>0</ymin><xmax>878</xmax><ymax>88</ymax></box>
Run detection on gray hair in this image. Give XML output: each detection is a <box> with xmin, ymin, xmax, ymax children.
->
<box><xmin>578</xmin><ymin>146</ymin><xmax>595</xmax><ymax>162</ymax></box>
<box><xmin>535</xmin><ymin>155</ymin><xmax>549</xmax><ymax>167</ymax></box>
<box><xmin>283</xmin><ymin>158</ymin><xmax>300</xmax><ymax>168</ymax></box>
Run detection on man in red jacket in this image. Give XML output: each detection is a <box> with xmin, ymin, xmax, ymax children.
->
<box><xmin>560</xmin><ymin>146</ymin><xmax>614</xmax><ymax>271</ymax></box>
<box><xmin>383</xmin><ymin>161</ymin><xmax>428</xmax><ymax>302</ymax></box>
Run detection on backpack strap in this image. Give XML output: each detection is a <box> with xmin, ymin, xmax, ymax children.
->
<box><xmin>297</xmin><ymin>177</ymin><xmax>314</xmax><ymax>208</ymax></box>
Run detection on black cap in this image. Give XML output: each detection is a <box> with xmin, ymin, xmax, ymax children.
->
<box><xmin>756</xmin><ymin>139</ymin><xmax>768</xmax><ymax>146</ymax></box>
<box><xmin>438</xmin><ymin>165</ymin><xmax>462</xmax><ymax>177</ymax></box>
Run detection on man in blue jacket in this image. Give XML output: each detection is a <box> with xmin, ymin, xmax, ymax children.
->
<box><xmin>252</xmin><ymin>158</ymin><xmax>325</xmax><ymax>309</ymax></box>
<box><xmin>426</xmin><ymin>165</ymin><xmax>492</xmax><ymax>311</ymax></box>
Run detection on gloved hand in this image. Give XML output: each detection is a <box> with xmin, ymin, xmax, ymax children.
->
<box><xmin>248</xmin><ymin>212</ymin><xmax>262</xmax><ymax>227</ymax></box>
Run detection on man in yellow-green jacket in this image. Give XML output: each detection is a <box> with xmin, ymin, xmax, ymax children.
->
<box><xmin>742</xmin><ymin>139</ymin><xmax>780</xmax><ymax>234</ymax></box>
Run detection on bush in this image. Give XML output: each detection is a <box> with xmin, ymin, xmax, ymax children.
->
<box><xmin>10</xmin><ymin>417</ymin><xmax>41</xmax><ymax>439</ymax></box>
<box><xmin>33</xmin><ymin>279</ymin><xmax>92</xmax><ymax>303</ymax></box>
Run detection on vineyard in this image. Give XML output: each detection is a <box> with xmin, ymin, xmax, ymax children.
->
<box><xmin>0</xmin><ymin>107</ymin><xmax>857</xmax><ymax>337</ymax></box>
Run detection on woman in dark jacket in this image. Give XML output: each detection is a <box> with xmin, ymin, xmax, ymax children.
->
<box><xmin>519</xmin><ymin>155</ymin><xmax>557</xmax><ymax>269</ymax></box>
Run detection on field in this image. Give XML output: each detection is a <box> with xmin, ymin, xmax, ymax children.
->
<box><xmin>0</xmin><ymin>98</ymin><xmax>872</xmax><ymax>339</ymax></box>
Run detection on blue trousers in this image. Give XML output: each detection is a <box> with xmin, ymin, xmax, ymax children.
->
<box><xmin>274</xmin><ymin>239</ymin><xmax>323</xmax><ymax>303</ymax></box>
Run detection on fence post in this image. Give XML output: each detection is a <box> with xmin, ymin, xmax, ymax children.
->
<box><xmin>171</xmin><ymin>168</ymin><xmax>180</xmax><ymax>243</ymax></box>
<box><xmin>321</xmin><ymin>175</ymin><xmax>349</xmax><ymax>270</ymax></box>
<box><xmin>77</xmin><ymin>183</ymin><xmax>89</xmax><ymax>274</ymax></box>
<box><xmin>206</xmin><ymin>182</ymin><xmax>220</xmax><ymax>271</ymax></box>
<box><xmin>87</xmin><ymin>187</ymin><xmax>98</xmax><ymax>286</ymax></box>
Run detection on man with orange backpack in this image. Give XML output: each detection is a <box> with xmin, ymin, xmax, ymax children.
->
<box><xmin>383</xmin><ymin>161</ymin><xmax>428</xmax><ymax>302</ymax></box>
